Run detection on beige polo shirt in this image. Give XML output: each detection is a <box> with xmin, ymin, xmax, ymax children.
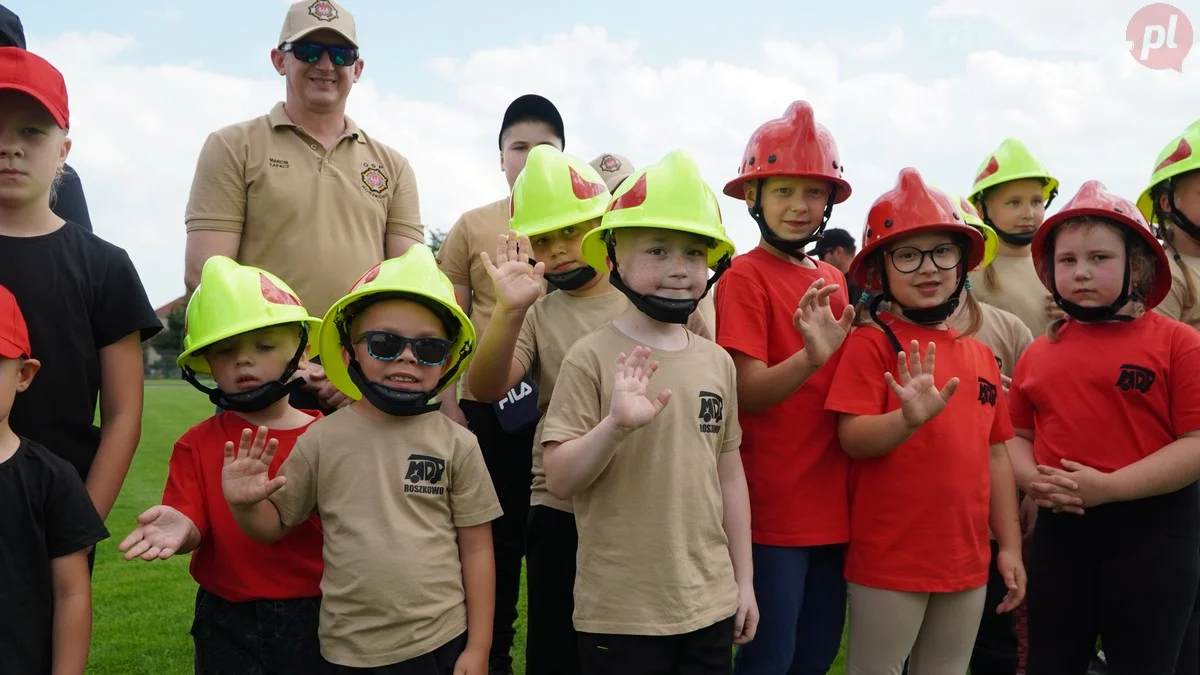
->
<box><xmin>541</xmin><ymin>323</ymin><xmax>741</xmax><ymax>636</ymax></box>
<box><xmin>270</xmin><ymin>405</ymin><xmax>502</xmax><ymax>667</ymax></box>
<box><xmin>185</xmin><ymin>103</ymin><xmax>423</xmax><ymax>317</ymax></box>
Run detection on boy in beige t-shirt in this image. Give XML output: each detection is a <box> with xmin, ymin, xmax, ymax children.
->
<box><xmin>541</xmin><ymin>151</ymin><xmax>757</xmax><ymax>674</ymax></box>
<box><xmin>469</xmin><ymin>146</ymin><xmax>718</xmax><ymax>675</ymax></box>
<box><xmin>223</xmin><ymin>245</ymin><xmax>502</xmax><ymax>674</ymax></box>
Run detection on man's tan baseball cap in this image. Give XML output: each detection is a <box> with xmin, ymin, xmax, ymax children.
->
<box><xmin>589</xmin><ymin>153</ymin><xmax>634</xmax><ymax>192</ymax></box>
<box><xmin>279</xmin><ymin>0</ymin><xmax>357</xmax><ymax>48</ymax></box>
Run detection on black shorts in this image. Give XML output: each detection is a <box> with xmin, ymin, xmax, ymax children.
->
<box><xmin>323</xmin><ymin>633</ymin><xmax>468</xmax><ymax>674</ymax></box>
<box><xmin>579</xmin><ymin>616</ymin><xmax>735</xmax><ymax>675</ymax></box>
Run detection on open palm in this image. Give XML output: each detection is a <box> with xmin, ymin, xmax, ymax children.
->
<box><xmin>118</xmin><ymin>505</ymin><xmax>194</xmax><ymax>561</ymax></box>
<box><xmin>610</xmin><ymin>346</ymin><xmax>672</xmax><ymax>431</ymax></box>
<box><xmin>793</xmin><ymin>278</ymin><xmax>855</xmax><ymax>367</ymax></box>
<box><xmin>885</xmin><ymin>340</ymin><xmax>959</xmax><ymax>427</ymax></box>
<box><xmin>221</xmin><ymin>426</ymin><xmax>286</xmax><ymax>507</ymax></box>
<box><xmin>481</xmin><ymin>231</ymin><xmax>545</xmax><ymax>312</ymax></box>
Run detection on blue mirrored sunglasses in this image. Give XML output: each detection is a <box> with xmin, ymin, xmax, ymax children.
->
<box><xmin>281</xmin><ymin>41</ymin><xmax>359</xmax><ymax>67</ymax></box>
<box><xmin>355</xmin><ymin>331</ymin><xmax>451</xmax><ymax>366</ymax></box>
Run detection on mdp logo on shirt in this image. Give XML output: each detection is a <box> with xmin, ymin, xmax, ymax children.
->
<box><xmin>404</xmin><ymin>454</ymin><xmax>447</xmax><ymax>496</ymax></box>
<box><xmin>977</xmin><ymin>377</ymin><xmax>998</xmax><ymax>407</ymax></box>
<box><xmin>1116</xmin><ymin>364</ymin><xmax>1156</xmax><ymax>394</ymax></box>
<box><xmin>698</xmin><ymin>390</ymin><xmax>723</xmax><ymax>434</ymax></box>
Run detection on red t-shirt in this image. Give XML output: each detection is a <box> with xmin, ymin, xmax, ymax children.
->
<box><xmin>825</xmin><ymin>318</ymin><xmax>1012</xmax><ymax>592</ymax></box>
<box><xmin>1009</xmin><ymin>312</ymin><xmax>1200</xmax><ymax>474</ymax></box>
<box><xmin>162</xmin><ymin>411</ymin><xmax>325</xmax><ymax>602</ymax></box>
<box><xmin>715</xmin><ymin>247</ymin><xmax>851</xmax><ymax>546</ymax></box>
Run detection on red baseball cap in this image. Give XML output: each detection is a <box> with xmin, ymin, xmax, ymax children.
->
<box><xmin>0</xmin><ymin>46</ymin><xmax>68</xmax><ymax>128</ymax></box>
<box><xmin>0</xmin><ymin>284</ymin><xmax>30</xmax><ymax>359</ymax></box>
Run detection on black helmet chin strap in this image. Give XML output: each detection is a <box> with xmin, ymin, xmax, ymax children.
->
<box><xmin>975</xmin><ymin>183</ymin><xmax>1058</xmax><ymax>248</ymax></box>
<box><xmin>336</xmin><ymin>321</ymin><xmax>469</xmax><ymax>417</ymax></box>
<box><xmin>543</xmin><ymin>265</ymin><xmax>597</xmax><ymax>291</ymax></box>
<box><xmin>1161</xmin><ymin>180</ymin><xmax>1200</xmax><ymax>241</ymax></box>
<box><xmin>604</xmin><ymin>236</ymin><xmax>731</xmax><ymax>324</ymax></box>
<box><xmin>747</xmin><ymin>179</ymin><xmax>838</xmax><ymax>261</ymax></box>
<box><xmin>1048</xmin><ymin>238</ymin><xmax>1135</xmax><ymax>324</ymax></box>
<box><xmin>182</xmin><ymin>325</ymin><xmax>311</xmax><ymax>413</ymax></box>
<box><xmin>866</xmin><ymin>261</ymin><xmax>968</xmax><ymax>354</ymax></box>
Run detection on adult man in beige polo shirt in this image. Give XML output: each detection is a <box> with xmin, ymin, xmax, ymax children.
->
<box><xmin>184</xmin><ymin>0</ymin><xmax>422</xmax><ymax>411</ymax></box>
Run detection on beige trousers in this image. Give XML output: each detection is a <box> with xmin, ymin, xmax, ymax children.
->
<box><xmin>845</xmin><ymin>582</ymin><xmax>987</xmax><ymax>675</ymax></box>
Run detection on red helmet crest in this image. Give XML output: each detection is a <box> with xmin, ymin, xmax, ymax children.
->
<box><xmin>847</xmin><ymin>168</ymin><xmax>984</xmax><ymax>291</ymax></box>
<box><xmin>722</xmin><ymin>101</ymin><xmax>851</xmax><ymax>202</ymax></box>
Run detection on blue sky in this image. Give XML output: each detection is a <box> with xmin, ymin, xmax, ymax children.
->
<box><xmin>7</xmin><ymin>0</ymin><xmax>1198</xmax><ymax>306</ymax></box>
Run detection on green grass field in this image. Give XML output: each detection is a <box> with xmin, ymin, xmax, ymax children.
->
<box><xmin>89</xmin><ymin>381</ymin><xmax>848</xmax><ymax>673</ymax></box>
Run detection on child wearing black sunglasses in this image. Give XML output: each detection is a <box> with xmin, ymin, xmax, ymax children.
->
<box><xmin>224</xmin><ymin>245</ymin><xmax>502</xmax><ymax>675</ymax></box>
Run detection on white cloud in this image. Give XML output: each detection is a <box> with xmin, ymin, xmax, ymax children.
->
<box><xmin>848</xmin><ymin>25</ymin><xmax>904</xmax><ymax>60</ymax></box>
<box><xmin>21</xmin><ymin>20</ymin><xmax>1200</xmax><ymax>308</ymax></box>
<box><xmin>928</xmin><ymin>0</ymin><xmax>1146</xmax><ymax>55</ymax></box>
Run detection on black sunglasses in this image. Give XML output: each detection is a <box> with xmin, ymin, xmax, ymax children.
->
<box><xmin>281</xmin><ymin>41</ymin><xmax>359</xmax><ymax>67</ymax></box>
<box><xmin>355</xmin><ymin>331</ymin><xmax>452</xmax><ymax>366</ymax></box>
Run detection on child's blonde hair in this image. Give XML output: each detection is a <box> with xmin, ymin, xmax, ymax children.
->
<box><xmin>47</xmin><ymin>166</ymin><xmax>66</xmax><ymax>211</ymax></box>
<box><xmin>1039</xmin><ymin>217</ymin><xmax>1159</xmax><ymax>341</ymax></box>
<box><xmin>977</xmin><ymin>179</ymin><xmax>1053</xmax><ymax>294</ymax></box>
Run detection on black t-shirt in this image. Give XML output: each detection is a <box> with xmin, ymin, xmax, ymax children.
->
<box><xmin>0</xmin><ymin>223</ymin><xmax>161</xmax><ymax>479</ymax></box>
<box><xmin>0</xmin><ymin>438</ymin><xmax>109</xmax><ymax>675</ymax></box>
<box><xmin>51</xmin><ymin>165</ymin><xmax>92</xmax><ymax>233</ymax></box>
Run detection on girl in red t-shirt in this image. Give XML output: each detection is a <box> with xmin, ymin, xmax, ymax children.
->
<box><xmin>825</xmin><ymin>168</ymin><xmax>1025</xmax><ymax>674</ymax></box>
<box><xmin>1007</xmin><ymin>180</ymin><xmax>1200</xmax><ymax>675</ymax></box>
<box><xmin>715</xmin><ymin>100</ymin><xmax>856</xmax><ymax>675</ymax></box>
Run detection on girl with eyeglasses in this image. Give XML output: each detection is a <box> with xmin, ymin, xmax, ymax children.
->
<box><xmin>825</xmin><ymin>168</ymin><xmax>1025</xmax><ymax>675</ymax></box>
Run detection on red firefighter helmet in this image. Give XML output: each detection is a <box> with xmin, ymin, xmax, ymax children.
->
<box><xmin>722</xmin><ymin>100</ymin><xmax>851</xmax><ymax>202</ymax></box>
<box><xmin>848</xmin><ymin>167</ymin><xmax>985</xmax><ymax>291</ymax></box>
<box><xmin>1032</xmin><ymin>180</ymin><xmax>1171</xmax><ymax>309</ymax></box>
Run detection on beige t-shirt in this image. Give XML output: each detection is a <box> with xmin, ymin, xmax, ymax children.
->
<box><xmin>952</xmin><ymin>301</ymin><xmax>1034</xmax><ymax>378</ymax></box>
<box><xmin>968</xmin><ymin>254</ymin><xmax>1051</xmax><ymax>339</ymax></box>
<box><xmin>1156</xmin><ymin>252</ymin><xmax>1200</xmax><ymax>330</ymax></box>
<box><xmin>185</xmin><ymin>103</ymin><xmax>423</xmax><ymax>317</ymax></box>
<box><xmin>269</xmin><ymin>406</ymin><xmax>502</xmax><ymax>667</ymax></box>
<box><xmin>541</xmin><ymin>323</ymin><xmax>741</xmax><ymax>635</ymax></box>
<box><xmin>514</xmin><ymin>289</ymin><xmax>716</xmax><ymax>513</ymax></box>
<box><xmin>515</xmin><ymin>289</ymin><xmax>629</xmax><ymax>513</ymax></box>
<box><xmin>437</xmin><ymin>198</ymin><xmax>545</xmax><ymax>401</ymax></box>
